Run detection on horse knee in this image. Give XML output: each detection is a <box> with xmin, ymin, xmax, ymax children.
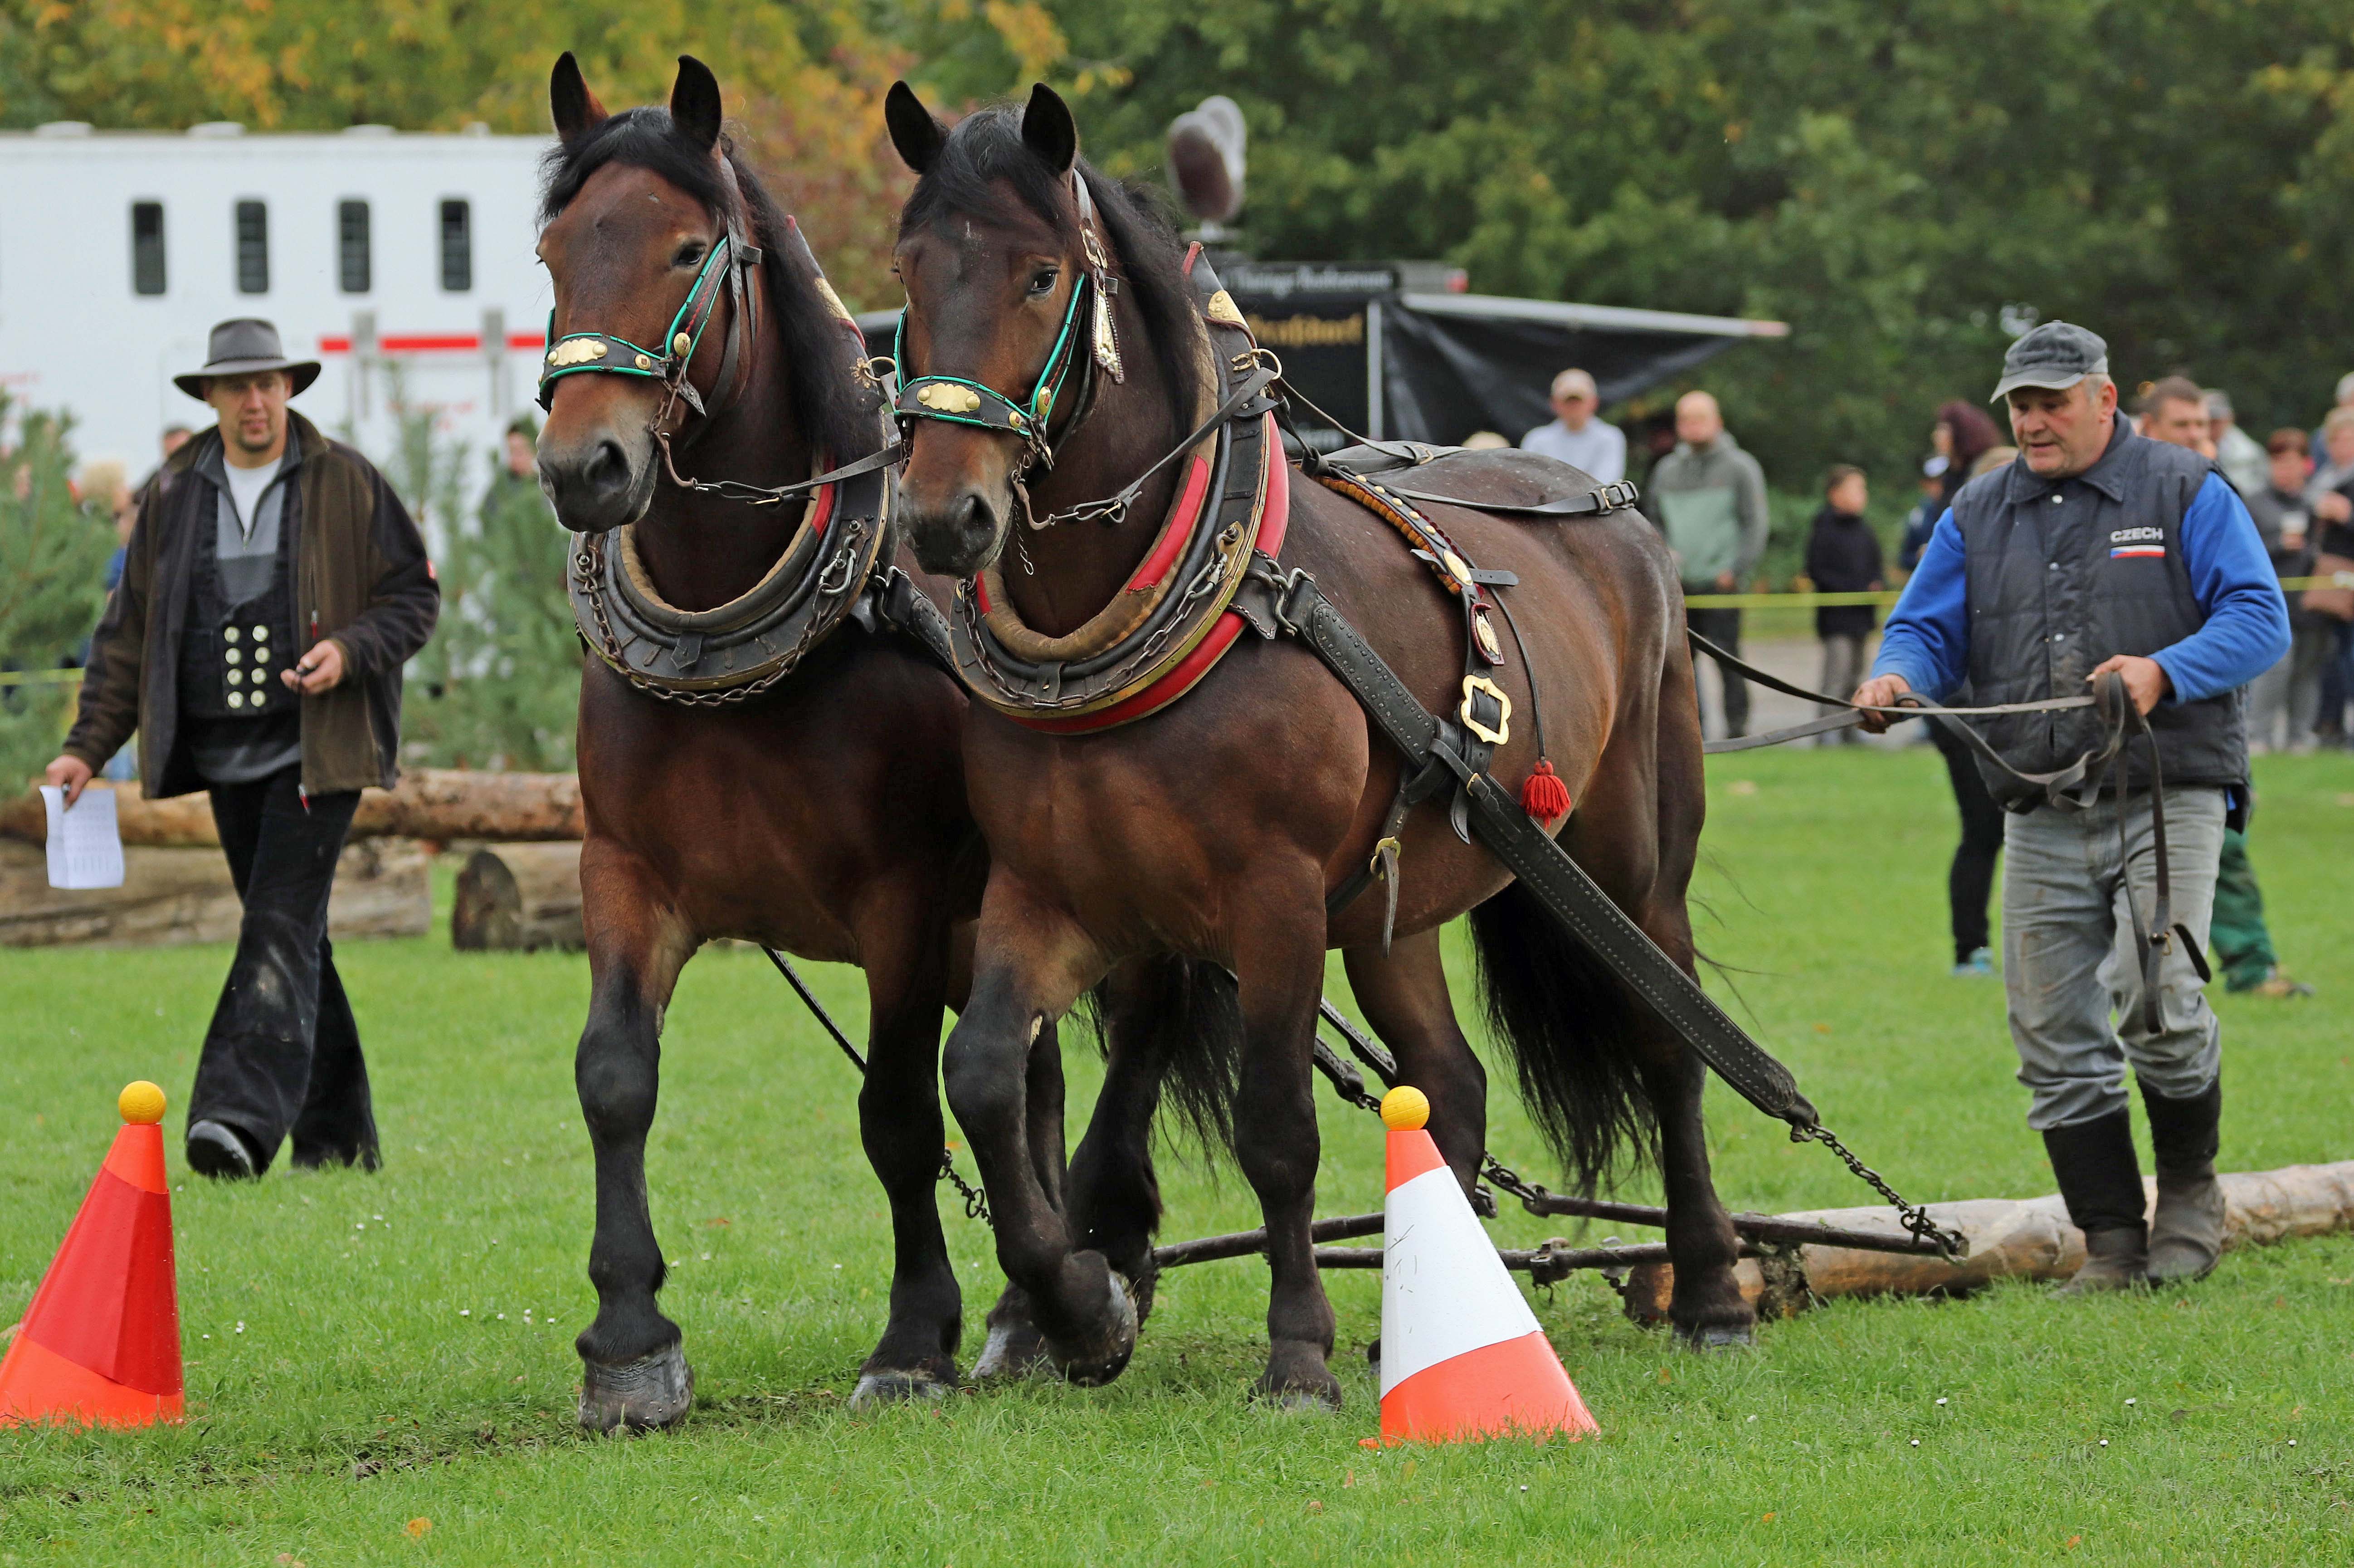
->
<box><xmin>575</xmin><ymin>1017</ymin><xmax>658</xmax><ymax>1138</ymax></box>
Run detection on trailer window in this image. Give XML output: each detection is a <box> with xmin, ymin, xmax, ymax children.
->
<box><xmin>338</xmin><ymin>200</ymin><xmax>371</xmax><ymax>293</ymax></box>
<box><xmin>439</xmin><ymin>199</ymin><xmax>472</xmax><ymax>292</ymax></box>
<box><xmin>131</xmin><ymin>201</ymin><xmax>166</xmax><ymax>295</ymax></box>
<box><xmin>234</xmin><ymin>200</ymin><xmax>269</xmax><ymax>293</ymax></box>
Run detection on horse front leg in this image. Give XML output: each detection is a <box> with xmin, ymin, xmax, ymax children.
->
<box><xmin>942</xmin><ymin>887</ymin><xmax>1132</xmax><ymax>1385</ymax></box>
<box><xmin>1343</xmin><ymin>930</ymin><xmax>1488</xmax><ymax>1196</ymax></box>
<box><xmin>972</xmin><ymin>1008</ymin><xmax>1072</xmax><ymax>1381</ymax></box>
<box><xmin>573</xmin><ymin>846</ymin><xmax>697</xmax><ymax>1431</ymax></box>
<box><xmin>1233</xmin><ymin>885</ymin><xmax>1342</xmax><ymax>1409</ymax></box>
<box><xmin>847</xmin><ymin>886</ymin><xmax>964</xmax><ymax>1407</ymax></box>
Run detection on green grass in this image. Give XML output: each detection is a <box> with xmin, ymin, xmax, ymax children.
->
<box><xmin>3</xmin><ymin>751</ymin><xmax>2352</xmax><ymax>1565</ymax></box>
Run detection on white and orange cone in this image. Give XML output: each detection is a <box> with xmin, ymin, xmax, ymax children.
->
<box><xmin>1364</xmin><ymin>1085</ymin><xmax>1597</xmax><ymax>1447</ymax></box>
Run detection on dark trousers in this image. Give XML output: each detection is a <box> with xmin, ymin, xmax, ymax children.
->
<box><xmin>1930</xmin><ymin>720</ymin><xmax>2004</xmax><ymax>963</ymax></box>
<box><xmin>1686</xmin><ymin>604</ymin><xmax>1750</xmax><ymax>738</ymax></box>
<box><xmin>187</xmin><ymin>768</ymin><xmax>376</xmax><ymax>1172</ymax></box>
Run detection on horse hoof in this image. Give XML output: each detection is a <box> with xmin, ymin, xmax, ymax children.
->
<box><xmin>971</xmin><ymin>1316</ymin><xmax>1051</xmax><ymax>1382</ymax></box>
<box><xmin>579</xmin><ymin>1343</ymin><xmax>694</xmax><ymax>1432</ymax></box>
<box><xmin>1260</xmin><ymin>1381</ymin><xmax>1344</xmax><ymax>1413</ymax></box>
<box><xmin>1676</xmin><ymin>1322</ymin><xmax>1756</xmax><ymax>1352</ymax></box>
<box><xmin>848</xmin><ymin>1369</ymin><xmax>956</xmax><ymax>1410</ymax></box>
<box><xmin>1045</xmin><ymin>1275</ymin><xmax>1138</xmax><ymax>1388</ymax></box>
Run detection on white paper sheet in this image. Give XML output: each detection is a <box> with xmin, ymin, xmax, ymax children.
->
<box><xmin>42</xmin><ymin>784</ymin><xmax>125</xmax><ymax>890</ymax></box>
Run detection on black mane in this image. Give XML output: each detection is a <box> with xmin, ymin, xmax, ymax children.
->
<box><xmin>540</xmin><ymin>107</ymin><xmax>881</xmax><ymax>464</ymax></box>
<box><xmin>901</xmin><ymin>105</ymin><xmax>1203</xmax><ymax>424</ymax></box>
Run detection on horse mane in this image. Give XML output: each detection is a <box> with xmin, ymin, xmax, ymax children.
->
<box><xmin>900</xmin><ymin>104</ymin><xmax>1203</xmax><ymax>425</ymax></box>
<box><xmin>539</xmin><ymin>107</ymin><xmax>882</xmax><ymax>465</ymax></box>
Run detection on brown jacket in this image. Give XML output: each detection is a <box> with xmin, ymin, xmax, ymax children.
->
<box><xmin>64</xmin><ymin>412</ymin><xmax>439</xmax><ymax>796</ymax></box>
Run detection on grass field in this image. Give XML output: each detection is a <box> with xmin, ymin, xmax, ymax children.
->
<box><xmin>4</xmin><ymin>748</ymin><xmax>2352</xmax><ymax>1565</ymax></box>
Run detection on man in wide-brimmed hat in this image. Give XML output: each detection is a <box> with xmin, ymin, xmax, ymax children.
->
<box><xmin>46</xmin><ymin>318</ymin><xmax>439</xmax><ymax>1180</ymax></box>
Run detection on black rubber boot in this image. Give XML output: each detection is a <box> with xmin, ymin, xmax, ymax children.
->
<box><xmin>185</xmin><ymin>1119</ymin><xmax>259</xmax><ymax>1180</ymax></box>
<box><xmin>2142</xmin><ymin>1079</ymin><xmax>2226</xmax><ymax>1284</ymax></box>
<box><xmin>2042</xmin><ymin>1110</ymin><xmax>2147</xmax><ymax>1294</ymax></box>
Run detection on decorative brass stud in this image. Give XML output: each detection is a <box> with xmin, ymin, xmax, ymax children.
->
<box><xmin>673</xmin><ymin>332</ymin><xmax>692</xmax><ymax>356</ymax></box>
<box><xmin>634</xmin><ymin>353</ymin><xmax>653</xmax><ymax>370</ymax></box>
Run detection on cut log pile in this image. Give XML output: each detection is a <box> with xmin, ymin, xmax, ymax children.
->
<box><xmin>0</xmin><ymin>771</ymin><xmax>584</xmax><ymax>849</ymax></box>
<box><xmin>451</xmin><ymin>842</ymin><xmax>585</xmax><ymax>953</ymax></box>
<box><xmin>0</xmin><ymin>837</ymin><xmax>430</xmax><ymax>948</ymax></box>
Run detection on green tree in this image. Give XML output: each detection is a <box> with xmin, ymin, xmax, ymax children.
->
<box><xmin>0</xmin><ymin>397</ymin><xmax>114</xmax><ymax>786</ymax></box>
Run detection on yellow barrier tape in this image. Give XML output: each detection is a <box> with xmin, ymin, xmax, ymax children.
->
<box><xmin>1683</xmin><ymin>575</ymin><xmax>2350</xmax><ymax>610</ymax></box>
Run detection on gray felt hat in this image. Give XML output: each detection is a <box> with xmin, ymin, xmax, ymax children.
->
<box><xmin>173</xmin><ymin>318</ymin><xmax>321</xmax><ymax>400</ymax></box>
<box><xmin>1989</xmin><ymin>321</ymin><xmax>2108</xmax><ymax>403</ymax></box>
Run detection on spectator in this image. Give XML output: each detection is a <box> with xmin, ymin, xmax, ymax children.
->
<box><xmin>1650</xmin><ymin>390</ymin><xmax>1769</xmax><ymax>739</ymax></box>
<box><xmin>2207</xmin><ymin>390</ymin><xmax>2268</xmax><ymax>499</ymax></box>
<box><xmin>2145</xmin><ymin>398</ymin><xmax>2314</xmax><ymax>998</ymax></box>
<box><xmin>1803</xmin><ymin>465</ymin><xmax>1883</xmax><ymax>744</ymax></box>
<box><xmin>1931</xmin><ymin>401</ymin><xmax>2002</xmax><ymax>509</ymax></box>
<box><xmin>1898</xmin><ymin>468</ymin><xmax>1942</xmax><ymax>573</ymax></box>
<box><xmin>1520</xmin><ymin>368</ymin><xmax>1626</xmax><ymax>483</ymax></box>
<box><xmin>45</xmin><ymin>319</ymin><xmax>439</xmax><ymax>1181</ymax></box>
<box><xmin>1461</xmin><ymin>430</ymin><xmax>1510</xmax><ymax>450</ymax></box>
<box><xmin>2305</xmin><ymin>407</ymin><xmax>2354</xmax><ymax>745</ymax></box>
<box><xmin>2141</xmin><ymin>377</ymin><xmax>2214</xmax><ymax>457</ymax></box>
<box><xmin>2244</xmin><ymin>430</ymin><xmax>2331</xmax><ymax>753</ymax></box>
<box><xmin>1858</xmin><ymin>321</ymin><xmax>2289</xmax><ymax>1292</ymax></box>
<box><xmin>2310</xmin><ymin>371</ymin><xmax>2354</xmax><ymax>457</ymax></box>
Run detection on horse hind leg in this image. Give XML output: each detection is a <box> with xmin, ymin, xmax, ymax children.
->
<box><xmin>1342</xmin><ymin>929</ymin><xmax>1487</xmax><ymax>1195</ymax></box>
<box><xmin>847</xmin><ymin>896</ymin><xmax>966</xmax><ymax>1408</ymax></box>
<box><xmin>574</xmin><ymin>852</ymin><xmax>697</xmax><ymax>1432</ymax></box>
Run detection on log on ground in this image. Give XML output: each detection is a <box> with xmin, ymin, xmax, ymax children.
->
<box><xmin>1613</xmin><ymin>1160</ymin><xmax>2354</xmax><ymax>1323</ymax></box>
<box><xmin>451</xmin><ymin>842</ymin><xmax>585</xmax><ymax>952</ymax></box>
<box><xmin>0</xmin><ymin>837</ymin><xmax>430</xmax><ymax>948</ymax></box>
<box><xmin>2</xmin><ymin>771</ymin><xmax>585</xmax><ymax>849</ymax></box>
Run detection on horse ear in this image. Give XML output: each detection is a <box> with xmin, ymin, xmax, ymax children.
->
<box><xmin>670</xmin><ymin>54</ymin><xmax>723</xmax><ymax>151</ymax></box>
<box><xmin>1020</xmin><ymin>83</ymin><xmax>1077</xmax><ymax>175</ymax></box>
<box><xmin>551</xmin><ymin>52</ymin><xmax>608</xmax><ymax>145</ymax></box>
<box><xmin>885</xmin><ymin>82</ymin><xmax>946</xmax><ymax>175</ymax></box>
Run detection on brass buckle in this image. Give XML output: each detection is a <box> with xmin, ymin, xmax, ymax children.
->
<box><xmin>1460</xmin><ymin>674</ymin><xmax>1511</xmax><ymax>746</ymax></box>
<box><xmin>1370</xmin><ymin>835</ymin><xmax>1402</xmax><ymax>877</ymax></box>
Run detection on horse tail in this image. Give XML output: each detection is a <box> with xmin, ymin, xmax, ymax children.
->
<box><xmin>1081</xmin><ymin>954</ymin><xmax>1243</xmax><ymax>1157</ymax></box>
<box><xmin>1467</xmin><ymin>881</ymin><xmax>1661</xmax><ymax>1192</ymax></box>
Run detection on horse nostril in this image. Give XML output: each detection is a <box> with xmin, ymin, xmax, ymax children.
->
<box><xmin>954</xmin><ymin>491</ymin><xmax>997</xmax><ymax>542</ymax></box>
<box><xmin>585</xmin><ymin>438</ymin><xmax>632</xmax><ymax>498</ymax></box>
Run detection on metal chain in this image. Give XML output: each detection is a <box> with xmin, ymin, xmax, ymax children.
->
<box><xmin>938</xmin><ymin>1151</ymin><xmax>992</xmax><ymax>1226</ymax></box>
<box><xmin>1789</xmin><ymin>1121</ymin><xmax>1964</xmax><ymax>1260</ymax></box>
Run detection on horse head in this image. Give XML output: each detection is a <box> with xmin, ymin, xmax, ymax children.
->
<box><xmin>534</xmin><ymin>53</ymin><xmax>753</xmax><ymax>535</ymax></box>
<box><xmin>890</xmin><ymin>80</ymin><xmax>1130</xmax><ymax>579</ymax></box>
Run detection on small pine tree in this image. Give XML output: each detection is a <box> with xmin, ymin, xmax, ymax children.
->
<box><xmin>0</xmin><ymin>395</ymin><xmax>115</xmax><ymax>787</ymax></box>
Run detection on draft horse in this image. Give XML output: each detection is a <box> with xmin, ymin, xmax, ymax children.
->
<box><xmin>883</xmin><ymin>85</ymin><xmax>1754</xmax><ymax>1407</ymax></box>
<box><xmin>536</xmin><ymin>54</ymin><xmax>989</xmax><ymax>1428</ymax></box>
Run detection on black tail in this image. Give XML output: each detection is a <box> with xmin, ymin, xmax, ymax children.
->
<box><xmin>1467</xmin><ymin>881</ymin><xmax>1659</xmax><ymax>1191</ymax></box>
<box><xmin>1078</xmin><ymin>954</ymin><xmax>1243</xmax><ymax>1158</ymax></box>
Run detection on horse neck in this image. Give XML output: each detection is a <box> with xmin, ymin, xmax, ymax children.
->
<box><xmin>1002</xmin><ymin>287</ymin><xmax>1191</xmax><ymax>638</ymax></box>
<box><xmin>629</xmin><ymin>288</ymin><xmax>816</xmax><ymax>613</ymax></box>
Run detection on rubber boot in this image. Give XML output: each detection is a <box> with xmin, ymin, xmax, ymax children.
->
<box><xmin>2142</xmin><ymin>1079</ymin><xmax>2227</xmax><ymax>1284</ymax></box>
<box><xmin>2042</xmin><ymin>1110</ymin><xmax>2148</xmax><ymax>1294</ymax></box>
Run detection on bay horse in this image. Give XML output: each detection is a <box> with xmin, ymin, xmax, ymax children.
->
<box><xmin>882</xmin><ymin>85</ymin><xmax>1753</xmax><ymax>1407</ymax></box>
<box><xmin>535</xmin><ymin>54</ymin><xmax>1002</xmax><ymax>1428</ymax></box>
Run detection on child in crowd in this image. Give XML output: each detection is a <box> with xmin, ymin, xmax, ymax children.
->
<box><xmin>1805</xmin><ymin>465</ymin><xmax>1885</xmax><ymax>743</ymax></box>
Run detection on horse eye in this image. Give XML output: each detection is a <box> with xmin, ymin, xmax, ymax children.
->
<box><xmin>675</xmin><ymin>242</ymin><xmax>707</xmax><ymax>268</ymax></box>
<box><xmin>1028</xmin><ymin>268</ymin><xmax>1058</xmax><ymax>297</ymax></box>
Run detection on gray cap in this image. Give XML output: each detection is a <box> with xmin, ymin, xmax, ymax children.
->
<box><xmin>1989</xmin><ymin>321</ymin><xmax>2108</xmax><ymax>403</ymax></box>
<box><xmin>174</xmin><ymin>317</ymin><xmax>320</xmax><ymax>400</ymax></box>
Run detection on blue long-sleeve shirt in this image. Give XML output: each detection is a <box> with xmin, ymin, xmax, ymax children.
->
<box><xmin>1872</xmin><ymin>471</ymin><xmax>2290</xmax><ymax>704</ymax></box>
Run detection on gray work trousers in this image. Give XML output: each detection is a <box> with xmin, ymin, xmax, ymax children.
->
<box><xmin>2001</xmin><ymin>786</ymin><xmax>2225</xmax><ymax>1130</ymax></box>
<box><xmin>2246</xmin><ymin>622</ymin><xmax>2335</xmax><ymax>752</ymax></box>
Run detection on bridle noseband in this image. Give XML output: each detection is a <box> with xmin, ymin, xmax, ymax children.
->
<box><xmin>536</xmin><ymin>207</ymin><xmax>764</xmax><ymax>459</ymax></box>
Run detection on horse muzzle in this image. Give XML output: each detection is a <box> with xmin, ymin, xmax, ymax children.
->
<box><xmin>902</xmin><ymin>486</ymin><xmax>1009</xmax><ymax>578</ymax></box>
<box><xmin>538</xmin><ymin>426</ymin><xmax>657</xmax><ymax>535</ymax></box>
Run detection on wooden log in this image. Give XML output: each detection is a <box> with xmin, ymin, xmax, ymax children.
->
<box><xmin>1613</xmin><ymin>1159</ymin><xmax>2354</xmax><ymax>1323</ymax></box>
<box><xmin>0</xmin><ymin>837</ymin><xmax>429</xmax><ymax>948</ymax></box>
<box><xmin>3</xmin><ymin>771</ymin><xmax>585</xmax><ymax>849</ymax></box>
<box><xmin>451</xmin><ymin>842</ymin><xmax>585</xmax><ymax>952</ymax></box>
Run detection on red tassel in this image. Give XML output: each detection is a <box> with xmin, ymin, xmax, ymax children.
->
<box><xmin>1521</xmin><ymin>759</ymin><xmax>1572</xmax><ymax>824</ymax></box>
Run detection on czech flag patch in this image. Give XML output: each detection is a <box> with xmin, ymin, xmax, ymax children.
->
<box><xmin>2110</xmin><ymin>545</ymin><xmax>2166</xmax><ymax>558</ymax></box>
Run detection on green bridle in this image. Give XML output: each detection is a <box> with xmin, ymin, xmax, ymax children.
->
<box><xmin>890</xmin><ymin>263</ymin><xmax>1092</xmax><ymax>473</ymax></box>
<box><xmin>536</xmin><ymin>225</ymin><xmax>763</xmax><ymax>426</ymax></box>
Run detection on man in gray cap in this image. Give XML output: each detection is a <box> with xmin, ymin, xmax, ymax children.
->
<box><xmin>1854</xmin><ymin>322</ymin><xmax>2288</xmax><ymax>1292</ymax></box>
<box><xmin>45</xmin><ymin>319</ymin><xmax>439</xmax><ymax>1180</ymax></box>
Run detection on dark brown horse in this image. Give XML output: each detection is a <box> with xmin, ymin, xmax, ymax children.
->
<box><xmin>883</xmin><ymin>85</ymin><xmax>1753</xmax><ymax>1407</ymax></box>
<box><xmin>535</xmin><ymin>54</ymin><xmax>990</xmax><ymax>1428</ymax></box>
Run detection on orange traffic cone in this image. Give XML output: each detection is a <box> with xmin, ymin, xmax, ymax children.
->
<box><xmin>0</xmin><ymin>1082</ymin><xmax>184</xmax><ymax>1428</ymax></box>
<box><xmin>1365</xmin><ymin>1086</ymin><xmax>1597</xmax><ymax>1446</ymax></box>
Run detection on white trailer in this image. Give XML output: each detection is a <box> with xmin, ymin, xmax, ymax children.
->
<box><xmin>0</xmin><ymin>122</ymin><xmax>555</xmax><ymax>491</ymax></box>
